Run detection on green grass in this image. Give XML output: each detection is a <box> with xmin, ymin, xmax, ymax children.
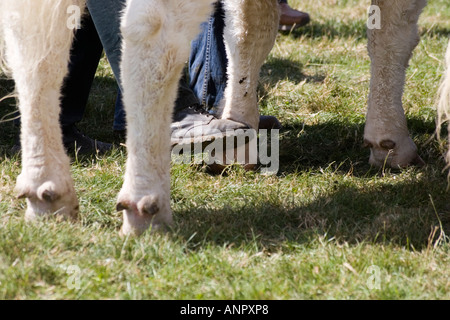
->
<box><xmin>0</xmin><ymin>0</ymin><xmax>449</xmax><ymax>300</ymax></box>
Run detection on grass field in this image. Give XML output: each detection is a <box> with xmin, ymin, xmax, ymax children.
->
<box><xmin>0</xmin><ymin>0</ymin><xmax>449</xmax><ymax>300</ymax></box>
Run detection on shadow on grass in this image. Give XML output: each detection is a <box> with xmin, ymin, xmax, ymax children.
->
<box><xmin>261</xmin><ymin>57</ymin><xmax>326</xmax><ymax>87</ymax></box>
<box><xmin>272</xmin><ymin>113</ymin><xmax>441</xmax><ymax>175</ymax></box>
<box><xmin>3</xmin><ymin>99</ymin><xmax>446</xmax><ymax>252</ymax></box>
<box><xmin>2</xmin><ymin>39</ymin><xmax>449</xmax><ymax>251</ymax></box>
<box><xmin>277</xmin><ymin>120</ymin><xmax>368</xmax><ymax>174</ymax></box>
<box><xmin>171</xmin><ymin>117</ymin><xmax>449</xmax><ymax>251</ymax></box>
<box><xmin>3</xmin><ymin>121</ymin><xmax>448</xmax><ymax>251</ymax></box>
<box><xmin>0</xmin><ymin>77</ymin><xmax>19</xmax><ymax>156</ymax></box>
<box><xmin>173</xmin><ymin>165</ymin><xmax>449</xmax><ymax>251</ymax></box>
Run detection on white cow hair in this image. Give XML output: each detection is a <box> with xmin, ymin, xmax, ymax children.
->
<box><xmin>0</xmin><ymin>0</ymin><xmax>280</xmax><ymax>235</ymax></box>
<box><xmin>0</xmin><ymin>0</ymin><xmax>449</xmax><ymax>235</ymax></box>
<box><xmin>220</xmin><ymin>0</ymin><xmax>279</xmax><ymax>129</ymax></box>
<box><xmin>0</xmin><ymin>0</ymin><xmax>84</xmax><ymax>221</ymax></box>
<box><xmin>364</xmin><ymin>0</ymin><xmax>427</xmax><ymax>168</ymax></box>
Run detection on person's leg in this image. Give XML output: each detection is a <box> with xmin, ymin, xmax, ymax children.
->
<box><xmin>58</xmin><ymin>12</ymin><xmax>113</xmax><ymax>154</ymax></box>
<box><xmin>189</xmin><ymin>1</ymin><xmax>228</xmax><ymax>113</ymax></box>
<box><xmin>171</xmin><ymin>70</ymin><xmax>250</xmax><ymax>147</ymax></box>
<box><xmin>60</xmin><ymin>12</ymin><xmax>103</xmax><ymax>127</ymax></box>
<box><xmin>174</xmin><ymin>75</ymin><xmax>202</xmax><ymax>114</ymax></box>
<box><xmin>114</xmin><ymin>89</ymin><xmax>126</xmax><ymax>133</ymax></box>
<box><xmin>86</xmin><ymin>0</ymin><xmax>128</xmax><ymax>133</ymax></box>
<box><xmin>86</xmin><ymin>0</ymin><xmax>125</xmax><ymax>87</ymax></box>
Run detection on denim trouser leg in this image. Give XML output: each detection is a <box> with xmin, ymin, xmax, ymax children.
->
<box><xmin>86</xmin><ymin>0</ymin><xmax>127</xmax><ymax>131</ymax></box>
<box><xmin>86</xmin><ymin>0</ymin><xmax>124</xmax><ymax>87</ymax></box>
<box><xmin>189</xmin><ymin>1</ymin><xmax>228</xmax><ymax>114</ymax></box>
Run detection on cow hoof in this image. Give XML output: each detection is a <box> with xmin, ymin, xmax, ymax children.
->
<box><xmin>16</xmin><ymin>180</ymin><xmax>79</xmax><ymax>221</ymax></box>
<box><xmin>363</xmin><ymin>137</ymin><xmax>425</xmax><ymax>168</ymax></box>
<box><xmin>117</xmin><ymin>194</ymin><xmax>173</xmax><ymax>236</ymax></box>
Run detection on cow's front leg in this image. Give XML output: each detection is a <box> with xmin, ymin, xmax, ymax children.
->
<box><xmin>1</xmin><ymin>0</ymin><xmax>83</xmax><ymax>220</ymax></box>
<box><xmin>117</xmin><ymin>0</ymin><xmax>214</xmax><ymax>236</ymax></box>
<box><xmin>220</xmin><ymin>0</ymin><xmax>279</xmax><ymax>129</ymax></box>
<box><xmin>364</xmin><ymin>0</ymin><xmax>427</xmax><ymax>167</ymax></box>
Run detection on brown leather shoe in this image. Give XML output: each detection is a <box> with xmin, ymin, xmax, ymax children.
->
<box><xmin>279</xmin><ymin>3</ymin><xmax>310</xmax><ymax>31</ymax></box>
<box><xmin>259</xmin><ymin>115</ymin><xmax>282</xmax><ymax>130</ymax></box>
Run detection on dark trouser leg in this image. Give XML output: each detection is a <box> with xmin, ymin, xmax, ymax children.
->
<box><xmin>60</xmin><ymin>12</ymin><xmax>103</xmax><ymax>126</ymax></box>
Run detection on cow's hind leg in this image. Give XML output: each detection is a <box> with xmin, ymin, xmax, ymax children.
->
<box><xmin>1</xmin><ymin>0</ymin><xmax>83</xmax><ymax>220</ymax></box>
<box><xmin>220</xmin><ymin>0</ymin><xmax>279</xmax><ymax>129</ymax></box>
<box><xmin>117</xmin><ymin>0</ymin><xmax>214</xmax><ymax>236</ymax></box>
<box><xmin>364</xmin><ymin>0</ymin><xmax>427</xmax><ymax>167</ymax></box>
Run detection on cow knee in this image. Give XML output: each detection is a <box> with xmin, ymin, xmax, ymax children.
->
<box><xmin>121</xmin><ymin>0</ymin><xmax>163</xmax><ymax>43</ymax></box>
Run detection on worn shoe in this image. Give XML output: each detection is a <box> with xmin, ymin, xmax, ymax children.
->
<box><xmin>62</xmin><ymin>125</ymin><xmax>113</xmax><ymax>155</ymax></box>
<box><xmin>171</xmin><ymin>104</ymin><xmax>249</xmax><ymax>147</ymax></box>
<box><xmin>279</xmin><ymin>3</ymin><xmax>310</xmax><ymax>31</ymax></box>
<box><xmin>259</xmin><ymin>115</ymin><xmax>282</xmax><ymax>130</ymax></box>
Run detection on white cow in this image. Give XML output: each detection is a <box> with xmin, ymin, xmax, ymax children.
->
<box><xmin>0</xmin><ymin>0</ymin><xmax>448</xmax><ymax>236</ymax></box>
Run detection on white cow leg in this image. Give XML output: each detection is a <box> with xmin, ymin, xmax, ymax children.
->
<box><xmin>1</xmin><ymin>0</ymin><xmax>83</xmax><ymax>220</ymax></box>
<box><xmin>117</xmin><ymin>0</ymin><xmax>214</xmax><ymax>236</ymax></box>
<box><xmin>364</xmin><ymin>0</ymin><xmax>427</xmax><ymax>167</ymax></box>
<box><xmin>220</xmin><ymin>0</ymin><xmax>279</xmax><ymax>129</ymax></box>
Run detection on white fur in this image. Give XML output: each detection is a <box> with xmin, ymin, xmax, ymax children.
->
<box><xmin>220</xmin><ymin>0</ymin><xmax>279</xmax><ymax>129</ymax></box>
<box><xmin>118</xmin><ymin>0</ymin><xmax>215</xmax><ymax>235</ymax></box>
<box><xmin>364</xmin><ymin>0</ymin><xmax>427</xmax><ymax>167</ymax></box>
<box><xmin>0</xmin><ymin>0</ymin><xmax>83</xmax><ymax>220</ymax></box>
<box><xmin>0</xmin><ymin>0</ymin><xmax>448</xmax><ymax>235</ymax></box>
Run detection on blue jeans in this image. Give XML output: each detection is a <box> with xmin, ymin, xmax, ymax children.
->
<box><xmin>86</xmin><ymin>0</ymin><xmax>126</xmax><ymax>131</ymax></box>
<box><xmin>188</xmin><ymin>1</ymin><xmax>227</xmax><ymax>114</ymax></box>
